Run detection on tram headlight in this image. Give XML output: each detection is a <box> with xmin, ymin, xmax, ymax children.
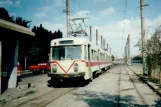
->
<box><xmin>73</xmin><ymin>63</ymin><xmax>79</xmax><ymax>72</ymax></box>
<box><xmin>52</xmin><ymin>64</ymin><xmax>57</xmax><ymax>73</ymax></box>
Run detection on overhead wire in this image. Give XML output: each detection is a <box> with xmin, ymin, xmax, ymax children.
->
<box><xmin>61</xmin><ymin>0</ymin><xmax>89</xmax><ymax>38</ymax></box>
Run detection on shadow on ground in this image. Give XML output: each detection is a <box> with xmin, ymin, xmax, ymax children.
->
<box><xmin>21</xmin><ymin>72</ymin><xmax>47</xmax><ymax>78</ymax></box>
<box><xmin>72</xmin><ymin>90</ymin><xmax>161</xmax><ymax>107</ymax></box>
<box><xmin>46</xmin><ymin>70</ymin><xmax>108</xmax><ymax>88</ymax></box>
<box><xmin>47</xmin><ymin>78</ymin><xmax>90</xmax><ymax>88</ymax></box>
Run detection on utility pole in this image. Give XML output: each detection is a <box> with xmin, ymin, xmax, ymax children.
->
<box><xmin>140</xmin><ymin>0</ymin><xmax>148</xmax><ymax>74</ymax></box>
<box><xmin>90</xmin><ymin>26</ymin><xmax>92</xmax><ymax>41</ymax></box>
<box><xmin>127</xmin><ymin>34</ymin><xmax>131</xmax><ymax>66</ymax></box>
<box><xmin>110</xmin><ymin>48</ymin><xmax>111</xmax><ymax>55</ymax></box>
<box><xmin>125</xmin><ymin>42</ymin><xmax>128</xmax><ymax>65</ymax></box>
<box><xmin>66</xmin><ymin>0</ymin><xmax>70</xmax><ymax>37</ymax></box>
<box><xmin>101</xmin><ymin>35</ymin><xmax>102</xmax><ymax>48</ymax></box>
<box><xmin>107</xmin><ymin>43</ymin><xmax>108</xmax><ymax>52</ymax></box>
<box><xmin>96</xmin><ymin>29</ymin><xmax>98</xmax><ymax>45</ymax></box>
<box><xmin>124</xmin><ymin>46</ymin><xmax>126</xmax><ymax>64</ymax></box>
<box><xmin>104</xmin><ymin>39</ymin><xmax>105</xmax><ymax>50</ymax></box>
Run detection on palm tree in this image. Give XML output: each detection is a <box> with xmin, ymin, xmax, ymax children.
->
<box><xmin>15</xmin><ymin>17</ymin><xmax>31</xmax><ymax>28</ymax></box>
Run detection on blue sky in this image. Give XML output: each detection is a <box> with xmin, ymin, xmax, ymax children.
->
<box><xmin>1</xmin><ymin>0</ymin><xmax>161</xmax><ymax>58</ymax></box>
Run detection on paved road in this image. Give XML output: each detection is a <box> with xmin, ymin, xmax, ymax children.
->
<box><xmin>45</xmin><ymin>65</ymin><xmax>161</xmax><ymax>107</ymax></box>
<box><xmin>2</xmin><ymin>65</ymin><xmax>161</xmax><ymax>107</ymax></box>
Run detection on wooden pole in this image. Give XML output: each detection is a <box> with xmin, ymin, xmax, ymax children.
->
<box><xmin>90</xmin><ymin>26</ymin><xmax>92</xmax><ymax>42</ymax></box>
<box><xmin>96</xmin><ymin>29</ymin><xmax>98</xmax><ymax>45</ymax></box>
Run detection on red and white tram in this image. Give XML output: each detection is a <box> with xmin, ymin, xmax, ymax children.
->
<box><xmin>48</xmin><ymin>37</ymin><xmax>112</xmax><ymax>81</ymax></box>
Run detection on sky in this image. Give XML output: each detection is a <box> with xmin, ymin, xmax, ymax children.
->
<box><xmin>1</xmin><ymin>0</ymin><xmax>161</xmax><ymax>58</ymax></box>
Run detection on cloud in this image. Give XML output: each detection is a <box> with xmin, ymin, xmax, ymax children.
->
<box><xmin>45</xmin><ymin>0</ymin><xmax>63</xmax><ymax>7</ymax></box>
<box><xmin>53</xmin><ymin>0</ymin><xmax>63</xmax><ymax>7</ymax></box>
<box><xmin>0</xmin><ymin>0</ymin><xmax>21</xmax><ymax>7</ymax></box>
<box><xmin>9</xmin><ymin>12</ymin><xmax>16</xmax><ymax>16</ymax></box>
<box><xmin>0</xmin><ymin>0</ymin><xmax>13</xmax><ymax>6</ymax></box>
<box><xmin>42</xmin><ymin>6</ymin><xmax>51</xmax><ymax>11</ymax></box>
<box><xmin>93</xmin><ymin>0</ymin><xmax>107</xmax><ymax>4</ymax></box>
<box><xmin>35</xmin><ymin>13</ymin><xmax>46</xmax><ymax>17</ymax></box>
<box><xmin>39</xmin><ymin>21</ymin><xmax>66</xmax><ymax>37</ymax></box>
<box><xmin>15</xmin><ymin>0</ymin><xmax>21</xmax><ymax>6</ymax></box>
<box><xmin>71</xmin><ymin>10</ymin><xmax>90</xmax><ymax>18</ymax></box>
<box><xmin>86</xmin><ymin>15</ymin><xmax>161</xmax><ymax>58</ymax></box>
<box><xmin>99</xmin><ymin>7</ymin><xmax>115</xmax><ymax>16</ymax></box>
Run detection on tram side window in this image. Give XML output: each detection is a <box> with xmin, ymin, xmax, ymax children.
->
<box><xmin>97</xmin><ymin>51</ymin><xmax>99</xmax><ymax>60</ymax></box>
<box><xmin>91</xmin><ymin>49</ymin><xmax>94</xmax><ymax>60</ymax></box>
<box><xmin>102</xmin><ymin>53</ymin><xmax>104</xmax><ymax>61</ymax></box>
<box><xmin>94</xmin><ymin>50</ymin><xmax>96</xmax><ymax>60</ymax></box>
<box><xmin>84</xmin><ymin>45</ymin><xmax>87</xmax><ymax>60</ymax></box>
<box><xmin>100</xmin><ymin>53</ymin><xmax>102</xmax><ymax>60</ymax></box>
<box><xmin>106</xmin><ymin>54</ymin><xmax>107</xmax><ymax>61</ymax></box>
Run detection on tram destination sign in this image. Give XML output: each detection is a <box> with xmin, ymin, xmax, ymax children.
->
<box><xmin>59</xmin><ymin>40</ymin><xmax>73</xmax><ymax>44</ymax></box>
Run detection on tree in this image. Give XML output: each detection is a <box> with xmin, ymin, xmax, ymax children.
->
<box><xmin>15</xmin><ymin>17</ymin><xmax>31</xmax><ymax>28</ymax></box>
<box><xmin>0</xmin><ymin>7</ymin><xmax>14</xmax><ymax>22</ymax></box>
<box><xmin>135</xmin><ymin>25</ymin><xmax>161</xmax><ymax>76</ymax></box>
<box><xmin>132</xmin><ymin>55</ymin><xmax>142</xmax><ymax>61</ymax></box>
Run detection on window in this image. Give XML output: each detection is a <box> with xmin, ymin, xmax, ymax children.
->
<box><xmin>91</xmin><ymin>49</ymin><xmax>94</xmax><ymax>60</ymax></box>
<box><xmin>94</xmin><ymin>50</ymin><xmax>96</xmax><ymax>60</ymax></box>
<box><xmin>84</xmin><ymin>45</ymin><xmax>87</xmax><ymax>60</ymax></box>
<box><xmin>52</xmin><ymin>45</ymin><xmax>81</xmax><ymax>60</ymax></box>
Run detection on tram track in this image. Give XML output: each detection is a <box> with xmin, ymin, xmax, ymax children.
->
<box><xmin>116</xmin><ymin>65</ymin><xmax>148</xmax><ymax>106</ymax></box>
<box><xmin>116</xmin><ymin>66</ymin><xmax>121</xmax><ymax>107</ymax></box>
<box><xmin>16</xmin><ymin>87</ymin><xmax>78</xmax><ymax>107</ymax></box>
<box><xmin>15</xmin><ymin>65</ymin><xmax>113</xmax><ymax>107</ymax></box>
<box><xmin>124</xmin><ymin>66</ymin><xmax>148</xmax><ymax>106</ymax></box>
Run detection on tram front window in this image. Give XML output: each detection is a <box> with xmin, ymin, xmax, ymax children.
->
<box><xmin>52</xmin><ymin>45</ymin><xmax>81</xmax><ymax>60</ymax></box>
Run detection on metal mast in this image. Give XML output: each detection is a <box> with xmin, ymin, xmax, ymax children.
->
<box><xmin>66</xmin><ymin>0</ymin><xmax>70</xmax><ymax>37</ymax></box>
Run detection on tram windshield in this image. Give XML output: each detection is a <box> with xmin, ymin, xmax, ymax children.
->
<box><xmin>52</xmin><ymin>45</ymin><xmax>81</xmax><ymax>60</ymax></box>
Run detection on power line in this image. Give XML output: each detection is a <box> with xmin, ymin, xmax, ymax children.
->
<box><xmin>72</xmin><ymin>0</ymin><xmax>84</xmax><ymax>12</ymax></box>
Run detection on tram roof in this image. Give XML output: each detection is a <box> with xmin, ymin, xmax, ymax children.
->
<box><xmin>51</xmin><ymin>37</ymin><xmax>109</xmax><ymax>54</ymax></box>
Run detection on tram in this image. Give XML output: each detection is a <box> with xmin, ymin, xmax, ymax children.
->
<box><xmin>48</xmin><ymin>37</ymin><xmax>112</xmax><ymax>81</ymax></box>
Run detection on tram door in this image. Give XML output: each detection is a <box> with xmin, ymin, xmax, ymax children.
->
<box><xmin>98</xmin><ymin>49</ymin><xmax>100</xmax><ymax>72</ymax></box>
<box><xmin>87</xmin><ymin>44</ymin><xmax>92</xmax><ymax>78</ymax></box>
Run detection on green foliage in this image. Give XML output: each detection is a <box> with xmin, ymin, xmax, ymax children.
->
<box><xmin>132</xmin><ymin>55</ymin><xmax>142</xmax><ymax>60</ymax></box>
<box><xmin>159</xmin><ymin>84</ymin><xmax>161</xmax><ymax>88</ymax></box>
<box><xmin>148</xmin><ymin>78</ymin><xmax>160</xmax><ymax>84</ymax></box>
<box><xmin>24</xmin><ymin>90</ymin><xmax>36</xmax><ymax>96</ymax></box>
<box><xmin>0</xmin><ymin>99</ymin><xmax>7</xmax><ymax>105</ymax></box>
<box><xmin>0</xmin><ymin>7</ymin><xmax>14</xmax><ymax>23</ymax></box>
<box><xmin>136</xmin><ymin>25</ymin><xmax>161</xmax><ymax>77</ymax></box>
<box><xmin>0</xmin><ymin>7</ymin><xmax>30</xmax><ymax>28</ymax></box>
<box><xmin>15</xmin><ymin>17</ymin><xmax>31</xmax><ymax>28</ymax></box>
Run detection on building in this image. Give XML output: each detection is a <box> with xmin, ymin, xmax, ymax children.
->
<box><xmin>0</xmin><ymin>18</ymin><xmax>35</xmax><ymax>94</ymax></box>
